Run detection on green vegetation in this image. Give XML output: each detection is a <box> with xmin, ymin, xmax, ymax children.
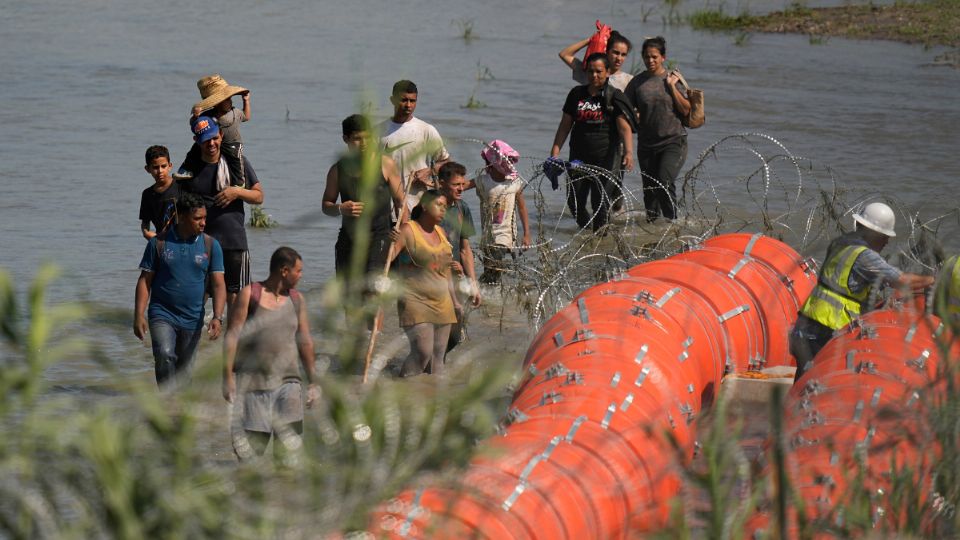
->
<box><xmin>475</xmin><ymin>60</ymin><xmax>495</xmax><ymax>81</ymax></box>
<box><xmin>689</xmin><ymin>0</ymin><xmax>960</xmax><ymax>47</ymax></box>
<box><xmin>461</xmin><ymin>91</ymin><xmax>486</xmax><ymax>109</ymax></box>
<box><xmin>452</xmin><ymin>17</ymin><xmax>475</xmax><ymax>41</ymax></box>
<box><xmin>249</xmin><ymin>205</ymin><xmax>278</xmax><ymax>228</ymax></box>
<box><xmin>0</xmin><ymin>265</ymin><xmax>514</xmax><ymax>537</ymax></box>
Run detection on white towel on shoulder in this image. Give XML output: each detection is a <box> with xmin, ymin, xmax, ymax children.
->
<box><xmin>216</xmin><ymin>157</ymin><xmax>230</xmax><ymax>192</ymax></box>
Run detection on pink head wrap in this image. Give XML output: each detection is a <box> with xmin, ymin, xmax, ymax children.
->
<box><xmin>481</xmin><ymin>139</ymin><xmax>520</xmax><ymax>179</ymax></box>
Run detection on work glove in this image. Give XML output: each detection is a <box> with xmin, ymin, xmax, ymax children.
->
<box><xmin>543</xmin><ymin>157</ymin><xmax>566</xmax><ymax>190</ymax></box>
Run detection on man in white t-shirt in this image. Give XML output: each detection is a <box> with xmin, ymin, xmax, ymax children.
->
<box><xmin>378</xmin><ymin>80</ymin><xmax>450</xmax><ymax>210</ymax></box>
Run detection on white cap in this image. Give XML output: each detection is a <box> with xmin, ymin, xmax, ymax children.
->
<box><xmin>853</xmin><ymin>202</ymin><xmax>896</xmax><ymax>237</ymax></box>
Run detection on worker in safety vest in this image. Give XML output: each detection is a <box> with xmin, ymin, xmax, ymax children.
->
<box><xmin>934</xmin><ymin>254</ymin><xmax>960</xmax><ymax>327</ymax></box>
<box><xmin>790</xmin><ymin>202</ymin><xmax>935</xmax><ymax>381</ymax></box>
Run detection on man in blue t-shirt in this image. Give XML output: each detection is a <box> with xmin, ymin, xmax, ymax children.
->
<box><xmin>134</xmin><ymin>193</ymin><xmax>226</xmax><ymax>387</ymax></box>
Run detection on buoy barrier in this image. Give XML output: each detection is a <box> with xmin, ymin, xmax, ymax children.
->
<box><xmin>370</xmin><ymin>233</ymin><xmax>816</xmax><ymax>538</ymax></box>
<box><xmin>747</xmin><ymin>306</ymin><xmax>959</xmax><ymax>537</ymax></box>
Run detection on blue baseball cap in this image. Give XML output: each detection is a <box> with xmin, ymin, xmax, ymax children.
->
<box><xmin>191</xmin><ymin>116</ymin><xmax>220</xmax><ymax>143</ymax></box>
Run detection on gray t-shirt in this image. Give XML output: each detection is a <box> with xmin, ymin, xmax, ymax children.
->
<box><xmin>218</xmin><ymin>107</ymin><xmax>245</xmax><ymax>144</ymax></box>
<box><xmin>624</xmin><ymin>72</ymin><xmax>687</xmax><ymax>151</ymax></box>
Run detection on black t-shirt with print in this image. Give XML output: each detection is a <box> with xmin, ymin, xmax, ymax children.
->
<box><xmin>561</xmin><ymin>85</ymin><xmax>624</xmax><ymax>166</ymax></box>
<box><xmin>139</xmin><ymin>182</ymin><xmax>182</xmax><ymax>235</ymax></box>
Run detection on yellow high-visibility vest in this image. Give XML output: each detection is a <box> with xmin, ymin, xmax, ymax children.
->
<box><xmin>800</xmin><ymin>245</ymin><xmax>870</xmax><ymax>330</ymax></box>
<box><xmin>934</xmin><ymin>255</ymin><xmax>960</xmax><ymax>322</ymax></box>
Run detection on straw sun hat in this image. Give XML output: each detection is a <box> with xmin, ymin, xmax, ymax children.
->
<box><xmin>193</xmin><ymin>74</ymin><xmax>248</xmax><ymax>113</ymax></box>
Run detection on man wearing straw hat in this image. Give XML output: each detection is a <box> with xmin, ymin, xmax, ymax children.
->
<box><xmin>179</xmin><ymin>116</ymin><xmax>264</xmax><ymax>317</ymax></box>
<box><xmin>176</xmin><ymin>74</ymin><xmax>252</xmax><ymax>185</ymax></box>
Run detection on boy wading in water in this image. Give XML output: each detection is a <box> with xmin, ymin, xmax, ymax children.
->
<box><xmin>139</xmin><ymin>145</ymin><xmax>182</xmax><ymax>240</ymax></box>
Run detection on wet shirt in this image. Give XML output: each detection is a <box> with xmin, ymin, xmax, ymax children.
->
<box><xmin>139</xmin><ymin>182</ymin><xmax>181</xmax><ymax>235</ymax></box>
<box><xmin>624</xmin><ymin>72</ymin><xmax>687</xmax><ymax>151</ymax></box>
<box><xmin>562</xmin><ymin>85</ymin><xmax>625</xmax><ymax>165</ymax></box>
<box><xmin>181</xmin><ymin>155</ymin><xmax>260</xmax><ymax>251</ymax></box>
<box><xmin>336</xmin><ymin>152</ymin><xmax>393</xmax><ymax>239</ymax></box>
<box><xmin>139</xmin><ymin>229</ymin><xmax>224</xmax><ymax>329</ymax></box>
<box><xmin>439</xmin><ymin>199</ymin><xmax>476</xmax><ymax>264</ymax></box>
<box><xmin>234</xmin><ymin>297</ymin><xmax>302</xmax><ymax>391</ymax></box>
<box><xmin>378</xmin><ymin>117</ymin><xmax>450</xmax><ymax>209</ymax></box>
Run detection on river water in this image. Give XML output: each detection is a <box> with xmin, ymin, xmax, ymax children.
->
<box><xmin>1</xmin><ymin>0</ymin><xmax>958</xmax><ymax>389</ymax></box>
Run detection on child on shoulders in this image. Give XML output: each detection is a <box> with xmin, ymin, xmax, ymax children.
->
<box><xmin>175</xmin><ymin>74</ymin><xmax>251</xmax><ymax>185</ymax></box>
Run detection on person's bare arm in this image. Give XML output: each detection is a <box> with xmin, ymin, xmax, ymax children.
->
<box><xmin>516</xmin><ymin>192</ymin><xmax>531</xmax><ymax>247</ymax></box>
<box><xmin>383</xmin><ymin>156</ymin><xmax>407</xmax><ymax>222</ymax></box>
<box><xmin>241</xmin><ymin>91</ymin><xmax>251</xmax><ymax>122</ymax></box>
<box><xmin>616</xmin><ymin>116</ymin><xmax>634</xmax><ymax>171</ymax></box>
<box><xmin>460</xmin><ymin>240</ymin><xmax>481</xmax><ymax>307</ymax></box>
<box><xmin>666</xmin><ymin>73</ymin><xmax>691</xmax><ymax>118</ymax></box>
<box><xmin>897</xmin><ymin>272</ymin><xmax>936</xmax><ymax>293</ymax></box>
<box><xmin>559</xmin><ymin>37</ymin><xmax>590</xmax><ymax>69</ymax></box>
<box><xmin>141</xmin><ymin>219</ymin><xmax>155</xmax><ymax>240</ymax></box>
<box><xmin>133</xmin><ymin>271</ymin><xmax>154</xmax><ymax>340</ymax></box>
<box><xmin>222</xmin><ymin>284</ymin><xmax>251</xmax><ymax>402</ymax></box>
<box><xmin>214</xmin><ymin>182</ymin><xmax>264</xmax><ymax>207</ymax></box>
<box><xmin>322</xmin><ymin>164</ymin><xmax>359</xmax><ymax>217</ymax></box>
<box><xmin>208</xmin><ymin>272</ymin><xmax>226</xmax><ymax>340</ymax></box>
<box><xmin>295</xmin><ymin>294</ymin><xmax>319</xmax><ymax>407</ymax></box>
<box><xmin>551</xmin><ymin>114</ymin><xmax>575</xmax><ymax>157</ymax></box>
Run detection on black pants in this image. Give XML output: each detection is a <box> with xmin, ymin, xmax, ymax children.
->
<box><xmin>180</xmin><ymin>141</ymin><xmax>245</xmax><ymax>184</ymax></box>
<box><xmin>637</xmin><ymin>138</ymin><xmax>686</xmax><ymax>221</ymax></box>
<box><xmin>565</xmin><ymin>152</ymin><xmax>621</xmax><ymax>231</ymax></box>
<box><xmin>789</xmin><ymin>314</ymin><xmax>835</xmax><ymax>382</ymax></box>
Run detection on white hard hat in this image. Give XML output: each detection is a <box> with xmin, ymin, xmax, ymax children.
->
<box><xmin>853</xmin><ymin>202</ymin><xmax>896</xmax><ymax>237</ymax></box>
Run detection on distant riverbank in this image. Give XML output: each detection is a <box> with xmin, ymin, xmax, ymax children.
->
<box><xmin>690</xmin><ymin>0</ymin><xmax>960</xmax><ymax>49</ymax></box>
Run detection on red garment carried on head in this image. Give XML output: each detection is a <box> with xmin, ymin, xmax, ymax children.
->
<box><xmin>582</xmin><ymin>20</ymin><xmax>612</xmax><ymax>69</ymax></box>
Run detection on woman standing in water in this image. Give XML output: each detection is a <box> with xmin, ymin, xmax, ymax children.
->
<box><xmin>550</xmin><ymin>53</ymin><xmax>634</xmax><ymax>231</ymax></box>
<box><xmin>392</xmin><ymin>189</ymin><xmax>460</xmax><ymax>376</ymax></box>
<box><xmin>624</xmin><ymin>36</ymin><xmax>690</xmax><ymax>222</ymax></box>
<box><xmin>559</xmin><ymin>30</ymin><xmax>634</xmax><ymax>91</ymax></box>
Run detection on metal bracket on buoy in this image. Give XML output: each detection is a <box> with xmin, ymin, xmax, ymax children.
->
<box><xmin>578</xmin><ymin>298</ymin><xmax>589</xmax><ymax>324</ymax></box>
<box><xmin>680</xmin><ymin>403</ymin><xmax>695</xmax><ymax>424</ymax></box>
<box><xmin>539</xmin><ymin>391</ymin><xmax>562</xmax><ymax>406</ymax></box>
<box><xmin>601</xmin><ymin>403</ymin><xmax>617</xmax><ymax>429</ymax></box>
<box><xmin>906</xmin><ymin>350</ymin><xmax>930</xmax><ymax>371</ymax></box>
<box><xmin>635</xmin><ymin>344</ymin><xmax>649</xmax><ymax>364</ymax></box>
<box><xmin>398</xmin><ymin>488</ymin><xmax>424</xmax><ymax>537</ymax></box>
<box><xmin>562</xmin><ymin>372</ymin><xmax>584</xmax><ymax>386</ymax></box>
<box><xmin>564</xmin><ymin>415</ymin><xmax>587</xmax><ymax>443</ymax></box>
<box><xmin>620</xmin><ymin>393</ymin><xmax>634</xmax><ymax>412</ymax></box>
<box><xmin>634</xmin><ymin>366</ymin><xmax>651</xmax><ymax>387</ymax></box>
<box><xmin>906</xmin><ymin>391</ymin><xmax>920</xmax><ymax>407</ymax></box>
<box><xmin>630</xmin><ymin>305</ymin><xmax>651</xmax><ymax>319</ymax></box>
<box><xmin>543</xmin><ymin>363</ymin><xmax>568</xmax><ymax>380</ymax></box>
<box><xmin>553</xmin><ymin>332</ymin><xmax>564</xmax><ymax>348</ymax></box>
<box><xmin>845</xmin><ymin>351</ymin><xmax>856</xmax><ymax>370</ymax></box>
<box><xmin>610</xmin><ymin>372</ymin><xmax>621</xmax><ymax>387</ymax></box>
<box><xmin>635</xmin><ymin>290</ymin><xmax>656</xmax><ymax>304</ymax></box>
<box><xmin>855</xmin><ymin>361</ymin><xmax>877</xmax><ymax>374</ymax></box>
<box><xmin>905</xmin><ymin>324</ymin><xmax>918</xmax><ymax>343</ymax></box>
<box><xmin>801</xmin><ymin>411</ymin><xmax>824</xmax><ymax>428</ymax></box>
<box><xmin>655</xmin><ymin>288</ymin><xmax>680</xmax><ymax>308</ymax></box>
<box><xmin>744</xmin><ymin>233</ymin><xmax>763</xmax><ymax>257</ymax></box>
<box><xmin>718</xmin><ymin>304</ymin><xmax>750</xmax><ymax>323</ymax></box>
<box><xmin>870</xmin><ymin>387</ymin><xmax>882</xmax><ymax>407</ymax></box>
<box><xmin>728</xmin><ymin>257</ymin><xmax>751</xmax><ymax>279</ymax></box>
<box><xmin>572</xmin><ymin>328</ymin><xmax>595</xmax><ymax>343</ymax></box>
<box><xmin>501</xmin><ymin>408</ymin><xmax>530</xmax><ymax>428</ymax></box>
<box><xmin>853</xmin><ymin>400</ymin><xmax>864</xmax><ymax>422</ymax></box>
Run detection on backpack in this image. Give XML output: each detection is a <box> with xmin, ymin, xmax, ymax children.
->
<box><xmin>247</xmin><ymin>281</ymin><xmax>303</xmax><ymax>319</ymax></box>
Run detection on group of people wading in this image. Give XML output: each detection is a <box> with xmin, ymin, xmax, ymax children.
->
<box><xmin>129</xmin><ymin>23</ymin><xmax>957</xmax><ymax>462</ymax></box>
